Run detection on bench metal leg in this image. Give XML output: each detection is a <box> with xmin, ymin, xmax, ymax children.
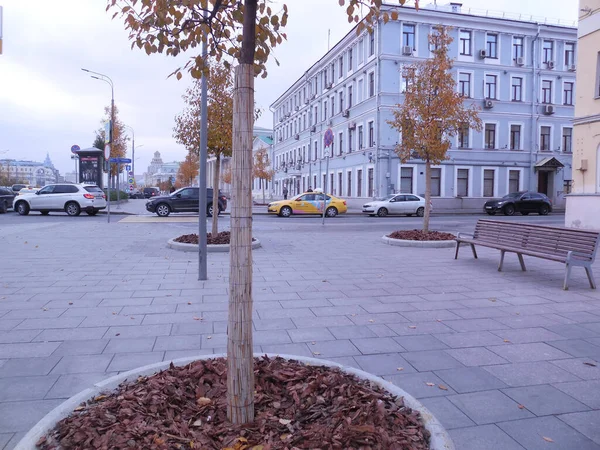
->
<box><xmin>470</xmin><ymin>244</ymin><xmax>478</xmax><ymax>259</ymax></box>
<box><xmin>498</xmin><ymin>250</ymin><xmax>505</xmax><ymax>272</ymax></box>
<box><xmin>563</xmin><ymin>264</ymin><xmax>572</xmax><ymax>291</ymax></box>
<box><xmin>585</xmin><ymin>265</ymin><xmax>597</xmax><ymax>289</ymax></box>
<box><xmin>517</xmin><ymin>253</ymin><xmax>526</xmax><ymax>271</ymax></box>
<box><xmin>455</xmin><ymin>242</ymin><xmax>460</xmax><ymax>260</ymax></box>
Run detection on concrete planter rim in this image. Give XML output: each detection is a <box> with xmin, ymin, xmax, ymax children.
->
<box><xmin>382</xmin><ymin>233</ymin><xmax>457</xmax><ymax>248</ymax></box>
<box><xmin>16</xmin><ymin>353</ymin><xmax>454</xmax><ymax>450</ymax></box>
<box><xmin>168</xmin><ymin>237</ymin><xmax>262</xmax><ymax>252</ymax></box>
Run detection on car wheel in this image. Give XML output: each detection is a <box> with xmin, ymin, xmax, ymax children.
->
<box><xmin>376</xmin><ymin>207</ymin><xmax>388</xmax><ymax>217</ymax></box>
<box><xmin>539</xmin><ymin>205</ymin><xmax>549</xmax><ymax>216</ymax></box>
<box><xmin>16</xmin><ymin>201</ymin><xmax>29</xmax><ymax>216</ymax></box>
<box><xmin>0</xmin><ymin>201</ymin><xmax>6</xmax><ymax>213</ymax></box>
<box><xmin>521</xmin><ymin>212</ymin><xmax>530</xmax><ymax>216</ymax></box>
<box><xmin>86</xmin><ymin>210</ymin><xmax>98</xmax><ymax>216</ymax></box>
<box><xmin>65</xmin><ymin>202</ymin><xmax>81</xmax><ymax>216</ymax></box>
<box><xmin>207</xmin><ymin>204</ymin><xmax>213</xmax><ymax>217</ymax></box>
<box><xmin>503</xmin><ymin>204</ymin><xmax>515</xmax><ymax>216</ymax></box>
<box><xmin>279</xmin><ymin>206</ymin><xmax>292</xmax><ymax>217</ymax></box>
<box><xmin>416</xmin><ymin>207</ymin><xmax>425</xmax><ymax>217</ymax></box>
<box><xmin>326</xmin><ymin>206</ymin><xmax>338</xmax><ymax>218</ymax></box>
<box><xmin>486</xmin><ymin>211</ymin><xmax>496</xmax><ymax>216</ymax></box>
<box><xmin>156</xmin><ymin>203</ymin><xmax>171</xmax><ymax>217</ymax></box>
<box><xmin>40</xmin><ymin>211</ymin><xmax>50</xmax><ymax>216</ymax></box>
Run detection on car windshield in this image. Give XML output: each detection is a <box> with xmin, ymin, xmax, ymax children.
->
<box><xmin>375</xmin><ymin>195</ymin><xmax>395</xmax><ymax>201</ymax></box>
<box><xmin>501</xmin><ymin>193</ymin><xmax>521</xmax><ymax>200</ymax></box>
<box><xmin>170</xmin><ymin>189</ymin><xmax>185</xmax><ymax>196</ymax></box>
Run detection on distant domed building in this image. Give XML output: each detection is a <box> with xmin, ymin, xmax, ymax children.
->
<box><xmin>144</xmin><ymin>151</ymin><xmax>180</xmax><ymax>186</ymax></box>
<box><xmin>0</xmin><ymin>153</ymin><xmax>59</xmax><ymax>186</ymax></box>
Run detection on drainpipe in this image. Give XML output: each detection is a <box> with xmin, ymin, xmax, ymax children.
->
<box><xmin>375</xmin><ymin>17</ymin><xmax>382</xmax><ymax>198</ymax></box>
<box><xmin>530</xmin><ymin>24</ymin><xmax>541</xmax><ymax>191</ymax></box>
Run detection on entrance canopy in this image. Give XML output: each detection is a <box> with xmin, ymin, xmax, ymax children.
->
<box><xmin>535</xmin><ymin>157</ymin><xmax>564</xmax><ymax>171</ymax></box>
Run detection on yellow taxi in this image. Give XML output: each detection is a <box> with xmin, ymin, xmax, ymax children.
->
<box><xmin>267</xmin><ymin>191</ymin><xmax>348</xmax><ymax>217</ymax></box>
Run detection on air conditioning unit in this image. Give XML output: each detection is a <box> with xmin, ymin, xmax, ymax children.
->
<box><xmin>568</xmin><ymin>64</ymin><xmax>576</xmax><ymax>72</ymax></box>
<box><xmin>295</xmin><ymin>106</ymin><xmax>300</xmax><ymax>111</ymax></box>
<box><xmin>296</xmin><ymin>164</ymin><xmax>301</xmax><ymax>170</ymax></box>
<box><xmin>543</xmin><ymin>104</ymin><xmax>555</xmax><ymax>115</ymax></box>
<box><xmin>310</xmin><ymin>125</ymin><xmax>316</xmax><ymax>132</ymax></box>
<box><xmin>342</xmin><ymin>109</ymin><xmax>350</xmax><ymax>118</ymax></box>
<box><xmin>479</xmin><ymin>49</ymin><xmax>487</xmax><ymax>59</ymax></box>
<box><xmin>483</xmin><ymin>99</ymin><xmax>494</xmax><ymax>109</ymax></box>
<box><xmin>294</xmin><ymin>134</ymin><xmax>300</xmax><ymax>140</ymax></box>
<box><xmin>278</xmin><ymin>137</ymin><xmax>283</xmax><ymax>142</ymax></box>
<box><xmin>547</xmin><ymin>61</ymin><xmax>555</xmax><ymax>69</ymax></box>
<box><xmin>402</xmin><ymin>46</ymin><xmax>413</xmax><ymax>56</ymax></box>
<box><xmin>516</xmin><ymin>56</ymin><xmax>525</xmax><ymax>66</ymax></box>
<box><xmin>326</xmin><ymin>82</ymin><xmax>333</xmax><ymax>90</ymax></box>
<box><xmin>348</xmin><ymin>122</ymin><xmax>356</xmax><ymax>130</ymax></box>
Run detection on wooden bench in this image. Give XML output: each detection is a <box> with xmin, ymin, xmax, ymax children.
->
<box><xmin>455</xmin><ymin>219</ymin><xmax>600</xmax><ymax>290</ymax></box>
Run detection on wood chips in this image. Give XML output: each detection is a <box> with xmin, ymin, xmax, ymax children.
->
<box><xmin>387</xmin><ymin>230</ymin><xmax>455</xmax><ymax>241</ymax></box>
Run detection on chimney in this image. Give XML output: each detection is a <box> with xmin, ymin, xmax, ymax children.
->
<box><xmin>449</xmin><ymin>2</ymin><xmax>462</xmax><ymax>13</ymax></box>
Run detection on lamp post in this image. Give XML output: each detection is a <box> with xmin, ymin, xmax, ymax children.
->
<box><xmin>322</xmin><ymin>149</ymin><xmax>330</xmax><ymax>225</ymax></box>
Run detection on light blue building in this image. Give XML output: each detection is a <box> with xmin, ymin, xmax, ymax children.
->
<box><xmin>270</xmin><ymin>3</ymin><xmax>577</xmax><ymax>210</ymax></box>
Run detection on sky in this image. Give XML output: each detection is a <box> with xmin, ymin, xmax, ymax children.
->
<box><xmin>0</xmin><ymin>0</ymin><xmax>577</xmax><ymax>177</ymax></box>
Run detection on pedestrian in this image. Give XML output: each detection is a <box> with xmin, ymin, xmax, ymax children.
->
<box><xmin>306</xmin><ymin>186</ymin><xmax>313</xmax><ymax>192</ymax></box>
<box><xmin>283</xmin><ymin>186</ymin><xmax>288</xmax><ymax>200</ymax></box>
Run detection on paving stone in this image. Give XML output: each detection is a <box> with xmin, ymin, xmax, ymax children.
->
<box><xmin>502</xmin><ymin>384</ymin><xmax>590</xmax><ymax>416</ymax></box>
<box><xmin>383</xmin><ymin>372</ymin><xmax>457</xmax><ymax>398</ymax></box>
<box><xmin>103</xmin><ymin>337</ymin><xmax>157</xmax><ymax>354</ymax></box>
<box><xmin>419</xmin><ymin>397</ymin><xmax>476</xmax><ymax>429</ymax></box>
<box><xmin>79</xmin><ymin>315</ymin><xmax>144</xmax><ymax>327</ymax></box>
<box><xmin>487</xmin><ymin>342</ymin><xmax>572</xmax><ymax>363</ymax></box>
<box><xmin>107</xmin><ymin>352</ymin><xmax>165</xmax><ymax>372</ymax></box>
<box><xmin>553</xmin><ymin>380</ymin><xmax>600</xmax><ymax>409</ymax></box>
<box><xmin>351</xmin><ymin>337</ymin><xmax>405</xmax><ymax>355</ymax></box>
<box><xmin>3</xmin><ymin>309</ymin><xmax>66</xmax><ymax>319</ymax></box>
<box><xmin>153</xmin><ymin>335</ymin><xmax>202</xmax><ymax>352</ymax></box>
<box><xmin>401</xmin><ymin>310</ymin><xmax>462</xmax><ymax>322</ymax></box>
<box><xmin>163</xmin><ymin>349</ymin><xmax>214</xmax><ymax>361</ymax></box>
<box><xmin>449</xmin><ymin>424</ymin><xmax>526</xmax><ymax>450</ymax></box>
<box><xmin>483</xmin><ymin>361</ymin><xmax>581</xmax><ymax>387</ymax></box>
<box><xmin>200</xmin><ymin>333</ymin><xmax>227</xmax><ymax>349</ymax></box>
<box><xmin>448</xmin><ymin>307</ymin><xmax>509</xmax><ymax>320</ymax></box>
<box><xmin>45</xmin><ymin>372</ymin><xmax>114</xmax><ymax>399</ymax></box>
<box><xmin>447</xmin><ymin>389</ymin><xmax>534</xmax><ymax>425</ymax></box>
<box><xmin>253</xmin><ymin>330</ymin><xmax>292</xmax><ymax>346</ymax></box>
<box><xmin>0</xmin><ymin>433</ymin><xmax>14</xmax><ymax>449</ymax></box>
<box><xmin>435</xmin><ymin>367</ymin><xmax>508</xmax><ymax>393</ymax></box>
<box><xmin>353</xmin><ymin>353</ymin><xmax>416</xmax><ymax>376</ymax></box>
<box><xmin>559</xmin><ymin>411</ymin><xmax>600</xmax><ymax>445</ymax></box>
<box><xmin>0</xmin><ymin>356</ymin><xmax>61</xmax><ymax>378</ymax></box>
<box><xmin>0</xmin><ymin>375</ymin><xmax>59</xmax><ymax>401</ymax></box>
<box><xmin>546</xmin><ymin>324</ymin><xmax>599</xmax><ymax>339</ymax></box>
<box><xmin>557</xmin><ymin>312</ymin><xmax>600</xmax><ymax>323</ymax></box>
<box><xmin>52</xmin><ymin>340</ymin><xmax>109</xmax><ymax>356</ymax></box>
<box><xmin>252</xmin><ymin>318</ymin><xmax>295</xmax><ymax>331</ymax></box>
<box><xmin>60</xmin><ymin>307</ymin><xmax>124</xmax><ymax>317</ymax></box>
<box><xmin>0</xmin><ymin>330</ymin><xmax>41</xmax><ymax>344</ymax></box>
<box><xmin>106</xmin><ymin>324</ymin><xmax>172</xmax><ymax>339</ymax></box>
<box><xmin>0</xmin><ymin>399</ymin><xmax>63</xmax><ymax>432</ymax></box>
<box><xmin>51</xmin><ymin>354</ymin><xmax>114</xmax><ymax>375</ymax></box>
<box><xmin>550</xmin><ymin>357</ymin><xmax>600</xmax><ymax>380</ymax></box>
<box><xmin>169</xmin><ymin>322</ymin><xmax>214</xmax><ymax>335</ymax></box>
<box><xmin>0</xmin><ymin>342</ymin><xmax>60</xmax><ymax>359</ymax></box>
<box><xmin>499</xmin><ymin>416</ymin><xmax>600</xmax><ymax>450</ymax></box>
<box><xmin>387</xmin><ymin>321</ymin><xmax>453</xmax><ymax>336</ymax></box>
<box><xmin>309</xmin><ymin>305</ymin><xmax>366</xmax><ymax>316</ymax></box>
<box><xmin>491</xmin><ymin>327</ymin><xmax>565</xmax><ymax>344</ymax></box>
<box><xmin>367</xmin><ymin>324</ymin><xmax>398</xmax><ymax>337</ymax></box>
<box><xmin>34</xmin><ymin>327</ymin><xmax>108</xmax><ymax>342</ymax></box>
<box><xmin>287</xmin><ymin>327</ymin><xmax>336</xmax><ymax>343</ymax></box>
<box><xmin>434</xmin><ymin>331</ymin><xmax>507</xmax><ymax>348</ymax></box>
<box><xmin>392</xmin><ymin>335</ymin><xmax>448</xmax><ymax>352</ymax></box>
<box><xmin>258</xmin><ymin>308</ymin><xmax>315</xmax><ymax>320</ymax></box>
<box><xmin>292</xmin><ymin>316</ymin><xmax>355</xmax><ymax>329</ymax></box>
<box><xmin>323</xmin><ymin>356</ymin><xmax>361</xmax><ymax>369</ymax></box>
<box><xmin>444</xmin><ymin>318</ymin><xmax>507</xmax><ymax>333</ymax></box>
<box><xmin>583</xmin><ymin>322</ymin><xmax>600</xmax><ymax>334</ymax></box>
<box><xmin>495</xmin><ymin>314</ymin><xmax>562</xmax><ymax>329</ymax></box>
<box><xmin>327</xmin><ymin>325</ymin><xmax>377</xmax><ymax>340</ymax></box>
<box><xmin>305</xmin><ymin>340</ymin><xmax>360</xmax><ymax>358</ymax></box>
<box><xmin>348</xmin><ymin>313</ymin><xmax>408</xmax><ymax>326</ymax></box>
<box><xmin>402</xmin><ymin>350</ymin><xmax>464</xmax><ymax>371</ymax></box>
<box><xmin>548</xmin><ymin>339</ymin><xmax>600</xmax><ymax>358</ymax></box>
<box><xmin>99</xmin><ymin>298</ymin><xmax>153</xmax><ymax>307</ymax></box>
<box><xmin>261</xmin><ymin>343</ymin><xmax>313</xmax><ymax>358</ymax></box>
<box><xmin>444</xmin><ymin>347</ymin><xmax>509</xmax><ymax>367</ymax></box>
<box><xmin>14</xmin><ymin>317</ymin><xmax>84</xmax><ymax>330</ymax></box>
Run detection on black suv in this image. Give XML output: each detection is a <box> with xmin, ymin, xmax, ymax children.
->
<box><xmin>146</xmin><ymin>187</ymin><xmax>227</xmax><ymax>217</ymax></box>
<box><xmin>484</xmin><ymin>191</ymin><xmax>553</xmax><ymax>216</ymax></box>
<box><xmin>143</xmin><ymin>187</ymin><xmax>160</xmax><ymax>199</ymax></box>
<box><xmin>0</xmin><ymin>187</ymin><xmax>15</xmax><ymax>213</ymax></box>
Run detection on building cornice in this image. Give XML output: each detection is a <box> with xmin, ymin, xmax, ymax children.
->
<box><xmin>573</xmin><ymin>113</ymin><xmax>600</xmax><ymax>125</ymax></box>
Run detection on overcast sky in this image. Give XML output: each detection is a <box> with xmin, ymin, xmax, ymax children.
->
<box><xmin>0</xmin><ymin>0</ymin><xmax>577</xmax><ymax>176</ymax></box>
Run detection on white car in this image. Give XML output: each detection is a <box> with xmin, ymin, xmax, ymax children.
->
<box><xmin>14</xmin><ymin>183</ymin><xmax>107</xmax><ymax>216</ymax></box>
<box><xmin>363</xmin><ymin>194</ymin><xmax>426</xmax><ymax>217</ymax></box>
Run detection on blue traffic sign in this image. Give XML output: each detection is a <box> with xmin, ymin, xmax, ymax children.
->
<box><xmin>70</xmin><ymin>144</ymin><xmax>80</xmax><ymax>154</ymax></box>
<box><xmin>109</xmin><ymin>157</ymin><xmax>132</xmax><ymax>164</ymax></box>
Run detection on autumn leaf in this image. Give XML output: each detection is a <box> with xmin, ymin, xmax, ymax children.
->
<box><xmin>408</xmin><ymin>325</ymin><xmax>417</xmax><ymax>329</ymax></box>
<box><xmin>425</xmin><ymin>382</ymin><xmax>435</xmax><ymax>387</ymax></box>
<box><xmin>278</xmin><ymin>418</ymin><xmax>291</xmax><ymax>425</ymax></box>
<box><xmin>518</xmin><ymin>404</ymin><xmax>525</xmax><ymax>409</ymax></box>
<box><xmin>313</xmin><ymin>351</ymin><xmax>321</xmax><ymax>356</ymax></box>
<box><xmin>397</xmin><ymin>367</ymin><xmax>404</xmax><ymax>371</ymax></box>
<box><xmin>196</xmin><ymin>397</ymin><xmax>211</xmax><ymax>407</ymax></box>
<box><xmin>583</xmin><ymin>362</ymin><xmax>597</xmax><ymax>367</ymax></box>
<box><xmin>542</xmin><ymin>436</ymin><xmax>554</xmax><ymax>442</ymax></box>
<box><xmin>438</xmin><ymin>385</ymin><xmax>448</xmax><ymax>390</ymax></box>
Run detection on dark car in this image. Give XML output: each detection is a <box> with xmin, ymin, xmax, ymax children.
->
<box><xmin>129</xmin><ymin>189</ymin><xmax>144</xmax><ymax>199</ymax></box>
<box><xmin>145</xmin><ymin>187</ymin><xmax>227</xmax><ymax>217</ymax></box>
<box><xmin>143</xmin><ymin>187</ymin><xmax>160</xmax><ymax>199</ymax></box>
<box><xmin>0</xmin><ymin>187</ymin><xmax>15</xmax><ymax>213</ymax></box>
<box><xmin>484</xmin><ymin>191</ymin><xmax>552</xmax><ymax>216</ymax></box>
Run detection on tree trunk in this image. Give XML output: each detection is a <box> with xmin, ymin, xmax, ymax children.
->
<box><xmin>423</xmin><ymin>159</ymin><xmax>431</xmax><ymax>233</ymax></box>
<box><xmin>212</xmin><ymin>153</ymin><xmax>221</xmax><ymax>237</ymax></box>
<box><xmin>262</xmin><ymin>179</ymin><xmax>265</xmax><ymax>205</ymax></box>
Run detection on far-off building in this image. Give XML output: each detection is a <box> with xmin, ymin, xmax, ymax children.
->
<box><xmin>565</xmin><ymin>0</ymin><xmax>600</xmax><ymax>229</ymax></box>
<box><xmin>0</xmin><ymin>153</ymin><xmax>59</xmax><ymax>186</ymax></box>
<box><xmin>144</xmin><ymin>151</ymin><xmax>180</xmax><ymax>187</ymax></box>
<box><xmin>270</xmin><ymin>3</ymin><xmax>577</xmax><ymax>210</ymax></box>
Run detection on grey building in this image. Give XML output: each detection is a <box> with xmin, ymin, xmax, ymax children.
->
<box><xmin>270</xmin><ymin>3</ymin><xmax>576</xmax><ymax>210</ymax></box>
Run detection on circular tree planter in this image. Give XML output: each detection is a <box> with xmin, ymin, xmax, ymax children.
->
<box><xmin>168</xmin><ymin>232</ymin><xmax>261</xmax><ymax>253</ymax></box>
<box><xmin>17</xmin><ymin>354</ymin><xmax>454</xmax><ymax>450</ymax></box>
<box><xmin>382</xmin><ymin>230</ymin><xmax>456</xmax><ymax>248</ymax></box>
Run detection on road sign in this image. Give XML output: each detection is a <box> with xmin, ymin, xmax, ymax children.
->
<box><xmin>129</xmin><ymin>184</ymin><xmax>134</xmax><ymax>190</ymax></box>
<box><xmin>104</xmin><ymin>144</ymin><xmax>111</xmax><ymax>160</ymax></box>
<box><xmin>109</xmin><ymin>157</ymin><xmax>132</xmax><ymax>164</ymax></box>
<box><xmin>128</xmin><ymin>171</ymin><xmax>133</xmax><ymax>177</ymax></box>
<box><xmin>126</xmin><ymin>165</ymin><xmax>131</xmax><ymax>171</ymax></box>
<box><xmin>70</xmin><ymin>144</ymin><xmax>80</xmax><ymax>154</ymax></box>
<box><xmin>128</xmin><ymin>178</ymin><xmax>134</xmax><ymax>184</ymax></box>
<box><xmin>324</xmin><ymin>128</ymin><xmax>334</xmax><ymax>147</ymax></box>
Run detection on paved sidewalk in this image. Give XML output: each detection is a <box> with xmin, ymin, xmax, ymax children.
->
<box><xmin>0</xmin><ymin>219</ymin><xmax>599</xmax><ymax>449</ymax></box>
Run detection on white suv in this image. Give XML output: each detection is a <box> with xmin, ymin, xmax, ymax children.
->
<box><xmin>14</xmin><ymin>183</ymin><xmax>107</xmax><ymax>216</ymax></box>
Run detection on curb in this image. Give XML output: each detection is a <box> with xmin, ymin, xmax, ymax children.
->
<box><xmin>381</xmin><ymin>235</ymin><xmax>457</xmax><ymax>248</ymax></box>
<box><xmin>15</xmin><ymin>353</ymin><xmax>454</xmax><ymax>450</ymax></box>
<box><xmin>167</xmin><ymin>238</ymin><xmax>262</xmax><ymax>252</ymax></box>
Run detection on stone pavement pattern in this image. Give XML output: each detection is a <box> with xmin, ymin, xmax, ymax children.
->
<box><xmin>0</xmin><ymin>219</ymin><xmax>599</xmax><ymax>449</ymax></box>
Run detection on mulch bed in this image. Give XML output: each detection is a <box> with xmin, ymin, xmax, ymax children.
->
<box><xmin>37</xmin><ymin>356</ymin><xmax>430</xmax><ymax>450</ymax></box>
<box><xmin>387</xmin><ymin>230</ymin><xmax>455</xmax><ymax>241</ymax></box>
<box><xmin>174</xmin><ymin>232</ymin><xmax>256</xmax><ymax>245</ymax></box>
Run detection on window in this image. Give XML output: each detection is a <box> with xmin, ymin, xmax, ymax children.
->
<box><xmin>543</xmin><ymin>40</ymin><xmax>553</xmax><ymax>63</ymax></box>
<box><xmin>348</xmin><ymin>47</ymin><xmax>353</xmax><ymax>71</ymax></box>
<box><xmin>400</xmin><ymin>167</ymin><xmax>413</xmax><ymax>193</ymax></box>
<box><xmin>368</xmin><ymin>72</ymin><xmax>375</xmax><ymax>97</ymax></box>
<box><xmin>564</xmin><ymin>42</ymin><xmax>575</xmax><ymax>66</ymax></box>
<box><xmin>403</xmin><ymin>24</ymin><xmax>415</xmax><ymax>49</ymax></box>
<box><xmin>513</xmin><ymin>36</ymin><xmax>524</xmax><ymax>60</ymax></box>
<box><xmin>457</xmin><ymin>169</ymin><xmax>469</xmax><ymax>197</ymax></box>
<box><xmin>540</xmin><ymin>126</ymin><xmax>551</xmax><ymax>151</ymax></box>
<box><xmin>357</xmin><ymin>169</ymin><xmax>363</xmax><ymax>196</ymax></box>
<box><xmin>339</xmin><ymin>57</ymin><xmax>343</xmax><ymax>78</ymax></box>
<box><xmin>324</xmin><ymin>70</ymin><xmax>328</xmax><ymax>88</ymax></box>
<box><xmin>348</xmin><ymin>129</ymin><xmax>354</xmax><ymax>153</ymax></box>
<box><xmin>458</xmin><ymin>124</ymin><xmax>469</xmax><ymax>148</ymax></box>
<box><xmin>509</xmin><ymin>170</ymin><xmax>520</xmax><ymax>193</ymax></box>
<box><xmin>542</xmin><ymin>80</ymin><xmax>553</xmax><ymax>104</ymax></box>
<box><xmin>314</xmin><ymin>140</ymin><xmax>318</xmax><ymax>160</ymax></box>
<box><xmin>358</xmin><ymin>79</ymin><xmax>364</xmax><ymax>102</ymax></box>
<box><xmin>314</xmin><ymin>106</ymin><xmax>318</xmax><ymax>124</ymax></box>
<box><xmin>564</xmin><ymin>179</ymin><xmax>572</xmax><ymax>194</ymax></box>
<box><xmin>348</xmin><ymin>86</ymin><xmax>353</xmax><ymax>107</ymax></box>
<box><xmin>562</xmin><ymin>127</ymin><xmax>572</xmax><ymax>153</ymax></box>
<box><xmin>338</xmin><ymin>133</ymin><xmax>343</xmax><ymax>156</ymax></box>
<box><xmin>510</xmin><ymin>124</ymin><xmax>521</xmax><ymax>150</ymax></box>
<box><xmin>485</xmin><ymin>74</ymin><xmax>497</xmax><ymax>99</ymax></box>
<box><xmin>368</xmin><ymin>168</ymin><xmax>374</xmax><ymax>197</ymax></box>
<box><xmin>511</xmin><ymin>77</ymin><xmax>523</xmax><ymax>101</ymax></box>
<box><xmin>484</xmin><ymin>123</ymin><xmax>496</xmax><ymax>149</ymax></box>
<box><xmin>431</xmin><ymin>168</ymin><xmax>441</xmax><ymax>196</ymax></box>
<box><xmin>339</xmin><ymin>91</ymin><xmax>344</xmax><ymax>112</ymax></box>
<box><xmin>369</xmin><ymin>31</ymin><xmax>375</xmax><ymax>56</ymax></box>
<box><xmin>368</xmin><ymin>121</ymin><xmax>374</xmax><ymax>147</ymax></box>
<box><xmin>596</xmin><ymin>52</ymin><xmax>600</xmax><ymax>97</ymax></box>
<box><xmin>331</xmin><ymin>63</ymin><xmax>335</xmax><ymax>82</ymax></box>
<box><xmin>358</xmin><ymin>125</ymin><xmax>364</xmax><ymax>149</ymax></box>
<box><xmin>330</xmin><ymin>97</ymin><xmax>334</xmax><ymax>117</ymax></box>
<box><xmin>459</xmin><ymin>30</ymin><xmax>471</xmax><ymax>55</ymax></box>
<box><xmin>324</xmin><ymin>101</ymin><xmax>328</xmax><ymax>119</ymax></box>
<box><xmin>486</xmin><ymin>34</ymin><xmax>498</xmax><ymax>58</ymax></box>
<box><xmin>358</xmin><ymin>37</ymin><xmax>364</xmax><ymax>63</ymax></box>
<box><xmin>483</xmin><ymin>169</ymin><xmax>495</xmax><ymax>197</ymax></box>
<box><xmin>330</xmin><ymin>173</ymin><xmax>335</xmax><ymax>195</ymax></box>
<box><xmin>347</xmin><ymin>172</ymin><xmax>352</xmax><ymax>197</ymax></box>
<box><xmin>458</xmin><ymin>72</ymin><xmax>471</xmax><ymax>97</ymax></box>
<box><xmin>563</xmin><ymin>82</ymin><xmax>574</xmax><ymax>105</ymax></box>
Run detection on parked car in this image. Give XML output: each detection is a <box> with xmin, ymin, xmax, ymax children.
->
<box><xmin>129</xmin><ymin>189</ymin><xmax>144</xmax><ymax>199</ymax></box>
<box><xmin>11</xmin><ymin>184</ymin><xmax>31</xmax><ymax>193</ymax></box>
<box><xmin>362</xmin><ymin>194</ymin><xmax>425</xmax><ymax>217</ymax></box>
<box><xmin>0</xmin><ymin>187</ymin><xmax>15</xmax><ymax>213</ymax></box>
<box><xmin>13</xmin><ymin>183</ymin><xmax>107</xmax><ymax>216</ymax></box>
<box><xmin>267</xmin><ymin>191</ymin><xmax>348</xmax><ymax>217</ymax></box>
<box><xmin>17</xmin><ymin>187</ymin><xmax>40</xmax><ymax>196</ymax></box>
<box><xmin>483</xmin><ymin>191</ymin><xmax>552</xmax><ymax>216</ymax></box>
<box><xmin>145</xmin><ymin>187</ymin><xmax>227</xmax><ymax>217</ymax></box>
<box><xmin>143</xmin><ymin>187</ymin><xmax>160</xmax><ymax>199</ymax></box>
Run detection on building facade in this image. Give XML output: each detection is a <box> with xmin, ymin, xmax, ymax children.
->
<box><xmin>144</xmin><ymin>151</ymin><xmax>180</xmax><ymax>187</ymax></box>
<box><xmin>0</xmin><ymin>153</ymin><xmax>59</xmax><ymax>186</ymax></box>
<box><xmin>565</xmin><ymin>0</ymin><xmax>600</xmax><ymax>229</ymax></box>
<box><xmin>270</xmin><ymin>3</ymin><xmax>576</xmax><ymax>210</ymax></box>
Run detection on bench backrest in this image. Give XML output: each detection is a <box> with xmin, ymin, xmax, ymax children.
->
<box><xmin>473</xmin><ymin>220</ymin><xmax>600</xmax><ymax>260</ymax></box>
